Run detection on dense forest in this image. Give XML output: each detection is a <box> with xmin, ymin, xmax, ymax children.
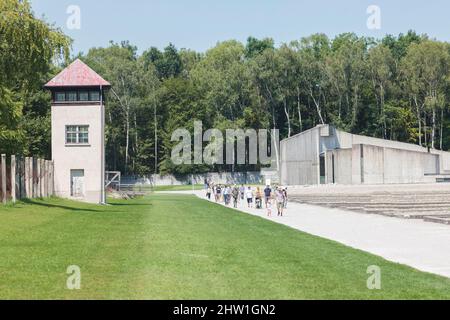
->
<box><xmin>2</xmin><ymin>0</ymin><xmax>450</xmax><ymax>176</ymax></box>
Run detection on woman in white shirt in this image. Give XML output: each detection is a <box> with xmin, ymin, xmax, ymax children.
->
<box><xmin>246</xmin><ymin>187</ymin><xmax>254</xmax><ymax>208</ymax></box>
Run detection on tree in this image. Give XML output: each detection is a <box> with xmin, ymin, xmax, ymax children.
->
<box><xmin>401</xmin><ymin>41</ymin><xmax>450</xmax><ymax>148</ymax></box>
<box><xmin>0</xmin><ymin>0</ymin><xmax>70</xmax><ymax>155</ymax></box>
<box><xmin>0</xmin><ymin>87</ymin><xmax>23</xmax><ymax>154</ymax></box>
<box><xmin>367</xmin><ymin>44</ymin><xmax>395</xmax><ymax>138</ymax></box>
<box><xmin>84</xmin><ymin>42</ymin><xmax>160</xmax><ymax>174</ymax></box>
<box><xmin>143</xmin><ymin>44</ymin><xmax>183</xmax><ymax>79</ymax></box>
<box><xmin>293</xmin><ymin>34</ymin><xmax>332</xmax><ymax>126</ymax></box>
<box><xmin>245</xmin><ymin>37</ymin><xmax>275</xmax><ymax>59</ymax></box>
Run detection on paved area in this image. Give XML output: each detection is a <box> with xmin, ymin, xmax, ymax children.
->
<box><xmin>162</xmin><ymin>190</ymin><xmax>450</xmax><ymax>278</ymax></box>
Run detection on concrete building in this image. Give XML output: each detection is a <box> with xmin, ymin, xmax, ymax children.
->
<box><xmin>45</xmin><ymin>59</ymin><xmax>110</xmax><ymax>204</ymax></box>
<box><xmin>280</xmin><ymin>125</ymin><xmax>450</xmax><ymax>186</ymax></box>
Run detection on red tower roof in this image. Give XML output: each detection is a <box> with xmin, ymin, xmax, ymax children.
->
<box><xmin>44</xmin><ymin>59</ymin><xmax>111</xmax><ymax>88</ymax></box>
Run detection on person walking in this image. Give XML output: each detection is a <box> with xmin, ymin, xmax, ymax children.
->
<box><xmin>246</xmin><ymin>186</ymin><xmax>254</xmax><ymax>208</ymax></box>
<box><xmin>275</xmin><ymin>187</ymin><xmax>285</xmax><ymax>217</ymax></box>
<box><xmin>232</xmin><ymin>185</ymin><xmax>239</xmax><ymax>208</ymax></box>
<box><xmin>283</xmin><ymin>187</ymin><xmax>288</xmax><ymax>209</ymax></box>
<box><xmin>215</xmin><ymin>185</ymin><xmax>222</xmax><ymax>202</ymax></box>
<box><xmin>239</xmin><ymin>184</ymin><xmax>245</xmax><ymax>202</ymax></box>
<box><xmin>223</xmin><ymin>185</ymin><xmax>230</xmax><ymax>205</ymax></box>
<box><xmin>255</xmin><ymin>187</ymin><xmax>263</xmax><ymax>209</ymax></box>
<box><xmin>206</xmin><ymin>185</ymin><xmax>212</xmax><ymax>200</ymax></box>
<box><xmin>264</xmin><ymin>185</ymin><xmax>272</xmax><ymax>208</ymax></box>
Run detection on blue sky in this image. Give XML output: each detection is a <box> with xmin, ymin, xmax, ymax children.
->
<box><xmin>31</xmin><ymin>0</ymin><xmax>450</xmax><ymax>55</ymax></box>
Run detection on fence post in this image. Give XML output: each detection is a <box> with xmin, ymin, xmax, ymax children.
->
<box><xmin>30</xmin><ymin>157</ymin><xmax>34</xmax><ymax>198</ymax></box>
<box><xmin>1</xmin><ymin>154</ymin><xmax>6</xmax><ymax>204</ymax></box>
<box><xmin>41</xmin><ymin>159</ymin><xmax>45</xmax><ymax>198</ymax></box>
<box><xmin>50</xmin><ymin>161</ymin><xmax>54</xmax><ymax>196</ymax></box>
<box><xmin>42</xmin><ymin>159</ymin><xmax>45</xmax><ymax>197</ymax></box>
<box><xmin>28</xmin><ymin>157</ymin><xmax>31</xmax><ymax>198</ymax></box>
<box><xmin>39</xmin><ymin>159</ymin><xmax>43</xmax><ymax>197</ymax></box>
<box><xmin>25</xmin><ymin>157</ymin><xmax>29</xmax><ymax>198</ymax></box>
<box><xmin>44</xmin><ymin>160</ymin><xmax>50</xmax><ymax>197</ymax></box>
<box><xmin>11</xmin><ymin>155</ymin><xmax>16</xmax><ymax>203</ymax></box>
<box><xmin>24</xmin><ymin>157</ymin><xmax>28</xmax><ymax>198</ymax></box>
<box><xmin>37</xmin><ymin>159</ymin><xmax>41</xmax><ymax>198</ymax></box>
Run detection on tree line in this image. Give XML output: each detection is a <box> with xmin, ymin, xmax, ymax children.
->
<box><xmin>2</xmin><ymin>0</ymin><xmax>450</xmax><ymax>176</ymax></box>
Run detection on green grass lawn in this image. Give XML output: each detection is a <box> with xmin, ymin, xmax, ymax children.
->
<box><xmin>0</xmin><ymin>194</ymin><xmax>449</xmax><ymax>299</ymax></box>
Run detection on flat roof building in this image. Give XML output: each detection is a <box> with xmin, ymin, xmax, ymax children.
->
<box><xmin>280</xmin><ymin>125</ymin><xmax>450</xmax><ymax>186</ymax></box>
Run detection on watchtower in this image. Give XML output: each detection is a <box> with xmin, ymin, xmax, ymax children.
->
<box><xmin>45</xmin><ymin>59</ymin><xmax>110</xmax><ymax>204</ymax></box>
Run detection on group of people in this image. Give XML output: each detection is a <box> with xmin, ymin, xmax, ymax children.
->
<box><xmin>205</xmin><ymin>181</ymin><xmax>288</xmax><ymax>217</ymax></box>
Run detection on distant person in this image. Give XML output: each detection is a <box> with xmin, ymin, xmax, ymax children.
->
<box><xmin>283</xmin><ymin>188</ymin><xmax>288</xmax><ymax>209</ymax></box>
<box><xmin>222</xmin><ymin>185</ymin><xmax>227</xmax><ymax>204</ymax></box>
<box><xmin>206</xmin><ymin>185</ymin><xmax>212</xmax><ymax>200</ymax></box>
<box><xmin>223</xmin><ymin>186</ymin><xmax>230</xmax><ymax>205</ymax></box>
<box><xmin>255</xmin><ymin>187</ymin><xmax>262</xmax><ymax>209</ymax></box>
<box><xmin>275</xmin><ymin>187</ymin><xmax>285</xmax><ymax>217</ymax></box>
<box><xmin>264</xmin><ymin>185</ymin><xmax>272</xmax><ymax>208</ymax></box>
<box><xmin>215</xmin><ymin>185</ymin><xmax>222</xmax><ymax>202</ymax></box>
<box><xmin>246</xmin><ymin>186</ymin><xmax>254</xmax><ymax>208</ymax></box>
<box><xmin>239</xmin><ymin>184</ymin><xmax>245</xmax><ymax>201</ymax></box>
<box><xmin>232</xmin><ymin>185</ymin><xmax>239</xmax><ymax>208</ymax></box>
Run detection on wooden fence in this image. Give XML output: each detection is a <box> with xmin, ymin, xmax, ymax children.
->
<box><xmin>0</xmin><ymin>155</ymin><xmax>54</xmax><ymax>204</ymax></box>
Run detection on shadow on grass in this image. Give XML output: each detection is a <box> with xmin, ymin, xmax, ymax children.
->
<box><xmin>21</xmin><ymin>198</ymin><xmax>103</xmax><ymax>213</ymax></box>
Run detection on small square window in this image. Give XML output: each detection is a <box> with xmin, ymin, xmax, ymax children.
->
<box><xmin>67</xmin><ymin>92</ymin><xmax>77</xmax><ymax>101</ymax></box>
<box><xmin>66</xmin><ymin>125</ymin><xmax>89</xmax><ymax>144</ymax></box>
<box><xmin>79</xmin><ymin>133</ymin><xmax>89</xmax><ymax>144</ymax></box>
<box><xmin>55</xmin><ymin>92</ymin><xmax>66</xmax><ymax>102</ymax></box>
<box><xmin>79</xmin><ymin>91</ymin><xmax>89</xmax><ymax>101</ymax></box>
<box><xmin>89</xmin><ymin>91</ymin><xmax>100</xmax><ymax>101</ymax></box>
<box><xmin>66</xmin><ymin>133</ymin><xmax>77</xmax><ymax>144</ymax></box>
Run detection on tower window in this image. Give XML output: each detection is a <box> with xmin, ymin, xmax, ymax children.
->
<box><xmin>66</xmin><ymin>125</ymin><xmax>89</xmax><ymax>144</ymax></box>
<box><xmin>67</xmin><ymin>91</ymin><xmax>77</xmax><ymax>101</ymax></box>
<box><xmin>89</xmin><ymin>91</ymin><xmax>100</xmax><ymax>101</ymax></box>
<box><xmin>79</xmin><ymin>91</ymin><xmax>89</xmax><ymax>101</ymax></box>
<box><xmin>53</xmin><ymin>89</ymin><xmax>102</xmax><ymax>102</ymax></box>
<box><xmin>55</xmin><ymin>92</ymin><xmax>66</xmax><ymax>102</ymax></box>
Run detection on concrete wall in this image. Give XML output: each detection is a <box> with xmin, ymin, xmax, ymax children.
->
<box><xmin>122</xmin><ymin>171</ymin><xmax>268</xmax><ymax>186</ymax></box>
<box><xmin>280</xmin><ymin>127</ymin><xmax>320</xmax><ymax>186</ymax></box>
<box><xmin>361</xmin><ymin>144</ymin><xmax>385</xmax><ymax>184</ymax></box>
<box><xmin>325</xmin><ymin>149</ymin><xmax>352</xmax><ymax>184</ymax></box>
<box><xmin>351</xmin><ymin>144</ymin><xmax>439</xmax><ymax>184</ymax></box>
<box><xmin>52</xmin><ymin>104</ymin><xmax>104</xmax><ymax>203</ymax></box>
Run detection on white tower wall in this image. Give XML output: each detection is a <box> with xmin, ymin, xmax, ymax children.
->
<box><xmin>51</xmin><ymin>104</ymin><xmax>105</xmax><ymax>203</ymax></box>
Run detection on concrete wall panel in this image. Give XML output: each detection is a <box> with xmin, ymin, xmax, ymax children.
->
<box><xmin>280</xmin><ymin>127</ymin><xmax>320</xmax><ymax>185</ymax></box>
<box><xmin>362</xmin><ymin>145</ymin><xmax>384</xmax><ymax>184</ymax></box>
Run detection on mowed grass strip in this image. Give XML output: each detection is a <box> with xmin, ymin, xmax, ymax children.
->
<box><xmin>151</xmin><ymin>184</ymin><xmax>204</xmax><ymax>192</ymax></box>
<box><xmin>0</xmin><ymin>194</ymin><xmax>449</xmax><ymax>299</ymax></box>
